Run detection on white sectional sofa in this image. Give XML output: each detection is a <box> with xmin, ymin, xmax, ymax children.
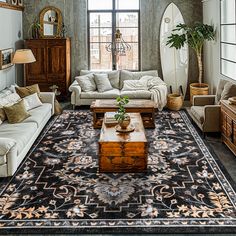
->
<box><xmin>0</xmin><ymin>91</ymin><xmax>55</xmax><ymax>177</ymax></box>
<box><xmin>69</xmin><ymin>70</ymin><xmax>159</xmax><ymax>108</ymax></box>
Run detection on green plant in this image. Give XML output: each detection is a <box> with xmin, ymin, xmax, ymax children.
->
<box><xmin>166</xmin><ymin>22</ymin><xmax>215</xmax><ymax>84</ymax></box>
<box><xmin>114</xmin><ymin>96</ymin><xmax>129</xmax><ymax>122</ymax></box>
<box><xmin>28</xmin><ymin>19</ymin><xmax>41</xmax><ymax>39</ymax></box>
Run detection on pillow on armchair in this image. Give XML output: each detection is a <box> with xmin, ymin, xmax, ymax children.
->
<box><xmin>220</xmin><ymin>82</ymin><xmax>236</xmax><ymax>101</ymax></box>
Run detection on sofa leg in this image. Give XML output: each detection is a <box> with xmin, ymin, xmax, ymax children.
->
<box><xmin>73</xmin><ymin>105</ymin><xmax>75</xmax><ymax>110</ymax></box>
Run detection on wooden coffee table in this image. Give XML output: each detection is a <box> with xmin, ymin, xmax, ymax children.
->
<box><xmin>99</xmin><ymin>113</ymin><xmax>148</xmax><ymax>173</ymax></box>
<box><xmin>91</xmin><ymin>99</ymin><xmax>156</xmax><ymax>129</ymax></box>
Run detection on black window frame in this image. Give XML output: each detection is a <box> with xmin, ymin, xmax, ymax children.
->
<box><xmin>87</xmin><ymin>0</ymin><xmax>141</xmax><ymax>71</ymax></box>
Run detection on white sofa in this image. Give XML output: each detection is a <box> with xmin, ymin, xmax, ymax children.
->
<box><xmin>0</xmin><ymin>92</ymin><xmax>55</xmax><ymax>177</ymax></box>
<box><xmin>69</xmin><ymin>70</ymin><xmax>159</xmax><ymax>108</ymax></box>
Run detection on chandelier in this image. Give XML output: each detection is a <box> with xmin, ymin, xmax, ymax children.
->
<box><xmin>105</xmin><ymin>29</ymin><xmax>131</xmax><ymax>56</ymax></box>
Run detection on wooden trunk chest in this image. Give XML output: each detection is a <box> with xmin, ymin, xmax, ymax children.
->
<box><xmin>99</xmin><ymin>113</ymin><xmax>148</xmax><ymax>173</ymax></box>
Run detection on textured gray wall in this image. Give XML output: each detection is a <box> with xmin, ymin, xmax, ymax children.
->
<box><xmin>23</xmin><ymin>0</ymin><xmax>202</xmax><ymax>90</ymax></box>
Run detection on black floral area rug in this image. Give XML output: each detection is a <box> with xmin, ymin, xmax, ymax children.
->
<box><xmin>0</xmin><ymin>110</ymin><xmax>236</xmax><ymax>234</ymax></box>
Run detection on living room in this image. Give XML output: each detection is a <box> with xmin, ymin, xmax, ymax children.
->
<box><xmin>0</xmin><ymin>0</ymin><xmax>236</xmax><ymax>235</ymax></box>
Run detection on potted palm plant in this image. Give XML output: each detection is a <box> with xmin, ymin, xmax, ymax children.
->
<box><xmin>166</xmin><ymin>22</ymin><xmax>215</xmax><ymax>103</ymax></box>
<box><xmin>114</xmin><ymin>96</ymin><xmax>130</xmax><ymax>129</ymax></box>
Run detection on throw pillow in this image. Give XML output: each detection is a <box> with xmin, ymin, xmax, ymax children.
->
<box><xmin>75</xmin><ymin>74</ymin><xmax>96</xmax><ymax>92</ymax></box>
<box><xmin>120</xmin><ymin>70</ymin><xmax>159</xmax><ymax>89</ymax></box>
<box><xmin>0</xmin><ymin>108</ymin><xmax>6</xmax><ymax>124</ymax></box>
<box><xmin>16</xmin><ymin>84</ymin><xmax>41</xmax><ymax>98</ymax></box>
<box><xmin>23</xmin><ymin>93</ymin><xmax>43</xmax><ymax>111</ymax></box>
<box><xmin>220</xmin><ymin>82</ymin><xmax>236</xmax><ymax>101</ymax></box>
<box><xmin>80</xmin><ymin>70</ymin><xmax>120</xmax><ymax>89</ymax></box>
<box><xmin>94</xmin><ymin>74</ymin><xmax>113</xmax><ymax>93</ymax></box>
<box><xmin>3</xmin><ymin>100</ymin><xmax>30</xmax><ymax>124</ymax></box>
<box><xmin>122</xmin><ymin>80</ymin><xmax>148</xmax><ymax>91</ymax></box>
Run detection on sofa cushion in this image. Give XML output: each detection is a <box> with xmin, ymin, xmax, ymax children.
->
<box><xmin>120</xmin><ymin>90</ymin><xmax>152</xmax><ymax>99</ymax></box>
<box><xmin>81</xmin><ymin>89</ymin><xmax>120</xmax><ymax>99</ymax></box>
<box><xmin>94</xmin><ymin>74</ymin><xmax>113</xmax><ymax>92</ymax></box>
<box><xmin>75</xmin><ymin>74</ymin><xmax>97</xmax><ymax>92</ymax></box>
<box><xmin>120</xmin><ymin>70</ymin><xmax>159</xmax><ymax>89</ymax></box>
<box><xmin>24</xmin><ymin>104</ymin><xmax>52</xmax><ymax>127</ymax></box>
<box><xmin>0</xmin><ymin>122</ymin><xmax>37</xmax><ymax>155</ymax></box>
<box><xmin>191</xmin><ymin>106</ymin><xmax>205</xmax><ymax>124</ymax></box>
<box><xmin>80</xmin><ymin>70</ymin><xmax>120</xmax><ymax>89</ymax></box>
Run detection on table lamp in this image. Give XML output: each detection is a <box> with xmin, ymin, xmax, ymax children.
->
<box><xmin>12</xmin><ymin>49</ymin><xmax>36</xmax><ymax>86</ymax></box>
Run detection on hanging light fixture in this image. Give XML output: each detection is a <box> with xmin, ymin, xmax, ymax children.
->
<box><xmin>106</xmin><ymin>29</ymin><xmax>131</xmax><ymax>56</ymax></box>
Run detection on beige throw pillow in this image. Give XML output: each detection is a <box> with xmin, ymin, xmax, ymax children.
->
<box><xmin>3</xmin><ymin>100</ymin><xmax>30</xmax><ymax>124</ymax></box>
<box><xmin>220</xmin><ymin>82</ymin><xmax>236</xmax><ymax>101</ymax></box>
<box><xmin>94</xmin><ymin>74</ymin><xmax>113</xmax><ymax>93</ymax></box>
<box><xmin>75</xmin><ymin>74</ymin><xmax>97</xmax><ymax>92</ymax></box>
<box><xmin>23</xmin><ymin>93</ymin><xmax>43</xmax><ymax>111</ymax></box>
<box><xmin>16</xmin><ymin>84</ymin><xmax>41</xmax><ymax>99</ymax></box>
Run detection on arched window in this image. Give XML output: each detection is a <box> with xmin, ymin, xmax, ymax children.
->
<box><xmin>88</xmin><ymin>0</ymin><xmax>140</xmax><ymax>70</ymax></box>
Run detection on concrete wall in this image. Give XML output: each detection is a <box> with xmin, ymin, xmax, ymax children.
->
<box><xmin>203</xmin><ymin>0</ymin><xmax>233</xmax><ymax>94</ymax></box>
<box><xmin>0</xmin><ymin>8</ymin><xmax>23</xmax><ymax>90</ymax></box>
<box><xmin>23</xmin><ymin>0</ymin><xmax>202</xmax><ymax>90</ymax></box>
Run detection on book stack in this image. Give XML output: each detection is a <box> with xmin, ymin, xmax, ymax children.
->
<box><xmin>104</xmin><ymin>112</ymin><xmax>118</xmax><ymax>126</ymax></box>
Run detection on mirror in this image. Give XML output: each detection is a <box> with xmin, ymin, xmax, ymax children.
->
<box><xmin>39</xmin><ymin>6</ymin><xmax>63</xmax><ymax>38</ymax></box>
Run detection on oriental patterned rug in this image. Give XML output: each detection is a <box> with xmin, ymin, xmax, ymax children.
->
<box><xmin>0</xmin><ymin>110</ymin><xmax>236</xmax><ymax>234</ymax></box>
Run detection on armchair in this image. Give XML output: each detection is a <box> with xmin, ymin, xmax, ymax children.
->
<box><xmin>188</xmin><ymin>79</ymin><xmax>236</xmax><ymax>135</ymax></box>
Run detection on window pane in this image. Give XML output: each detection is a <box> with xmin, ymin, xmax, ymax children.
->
<box><xmin>116</xmin><ymin>43</ymin><xmax>139</xmax><ymax>70</ymax></box>
<box><xmin>90</xmin><ymin>13</ymin><xmax>112</xmax><ymax>27</ymax></box>
<box><xmin>222</xmin><ymin>43</ymin><xmax>236</xmax><ymax>62</ymax></box>
<box><xmin>221</xmin><ymin>25</ymin><xmax>236</xmax><ymax>43</ymax></box>
<box><xmin>88</xmin><ymin>0</ymin><xmax>112</xmax><ymax>10</ymax></box>
<box><xmin>222</xmin><ymin>60</ymin><xmax>236</xmax><ymax>79</ymax></box>
<box><xmin>221</xmin><ymin>0</ymin><xmax>236</xmax><ymax>24</ymax></box>
<box><xmin>115</xmin><ymin>0</ymin><xmax>139</xmax><ymax>9</ymax></box>
<box><xmin>116</xmin><ymin>13</ymin><xmax>139</xmax><ymax>27</ymax></box>
<box><xmin>90</xmin><ymin>28</ymin><xmax>112</xmax><ymax>43</ymax></box>
<box><xmin>90</xmin><ymin>43</ymin><xmax>113</xmax><ymax>70</ymax></box>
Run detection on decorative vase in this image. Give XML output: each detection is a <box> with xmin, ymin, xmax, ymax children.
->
<box><xmin>119</xmin><ymin>115</ymin><xmax>131</xmax><ymax>129</ymax></box>
<box><xmin>190</xmin><ymin>83</ymin><xmax>209</xmax><ymax>104</ymax></box>
<box><xmin>167</xmin><ymin>93</ymin><xmax>183</xmax><ymax>111</ymax></box>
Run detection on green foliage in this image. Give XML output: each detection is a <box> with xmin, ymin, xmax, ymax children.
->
<box><xmin>166</xmin><ymin>22</ymin><xmax>215</xmax><ymax>55</ymax></box>
<box><xmin>114</xmin><ymin>96</ymin><xmax>129</xmax><ymax>122</ymax></box>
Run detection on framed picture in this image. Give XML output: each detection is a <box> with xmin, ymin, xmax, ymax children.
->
<box><xmin>17</xmin><ymin>0</ymin><xmax>23</xmax><ymax>6</ymax></box>
<box><xmin>0</xmin><ymin>48</ymin><xmax>13</xmax><ymax>70</ymax></box>
<box><xmin>11</xmin><ymin>0</ymin><xmax>17</xmax><ymax>5</ymax></box>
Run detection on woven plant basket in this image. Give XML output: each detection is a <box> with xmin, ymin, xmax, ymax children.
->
<box><xmin>167</xmin><ymin>93</ymin><xmax>183</xmax><ymax>111</ymax></box>
<box><xmin>190</xmin><ymin>83</ymin><xmax>209</xmax><ymax>104</ymax></box>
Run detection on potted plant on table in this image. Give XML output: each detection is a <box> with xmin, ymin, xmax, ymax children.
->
<box><xmin>166</xmin><ymin>22</ymin><xmax>215</xmax><ymax>103</ymax></box>
<box><xmin>114</xmin><ymin>96</ymin><xmax>130</xmax><ymax>129</ymax></box>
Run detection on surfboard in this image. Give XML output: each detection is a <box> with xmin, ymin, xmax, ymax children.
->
<box><xmin>160</xmin><ymin>3</ymin><xmax>189</xmax><ymax>98</ymax></box>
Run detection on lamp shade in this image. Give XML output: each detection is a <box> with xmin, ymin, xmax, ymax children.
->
<box><xmin>12</xmin><ymin>49</ymin><xmax>36</xmax><ymax>64</ymax></box>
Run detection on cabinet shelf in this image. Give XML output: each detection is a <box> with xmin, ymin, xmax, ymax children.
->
<box><xmin>0</xmin><ymin>2</ymin><xmax>24</xmax><ymax>11</ymax></box>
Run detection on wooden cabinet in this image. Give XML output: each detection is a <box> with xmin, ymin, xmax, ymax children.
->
<box><xmin>25</xmin><ymin>38</ymin><xmax>71</xmax><ymax>100</ymax></box>
<box><xmin>221</xmin><ymin>100</ymin><xmax>236</xmax><ymax>155</ymax></box>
